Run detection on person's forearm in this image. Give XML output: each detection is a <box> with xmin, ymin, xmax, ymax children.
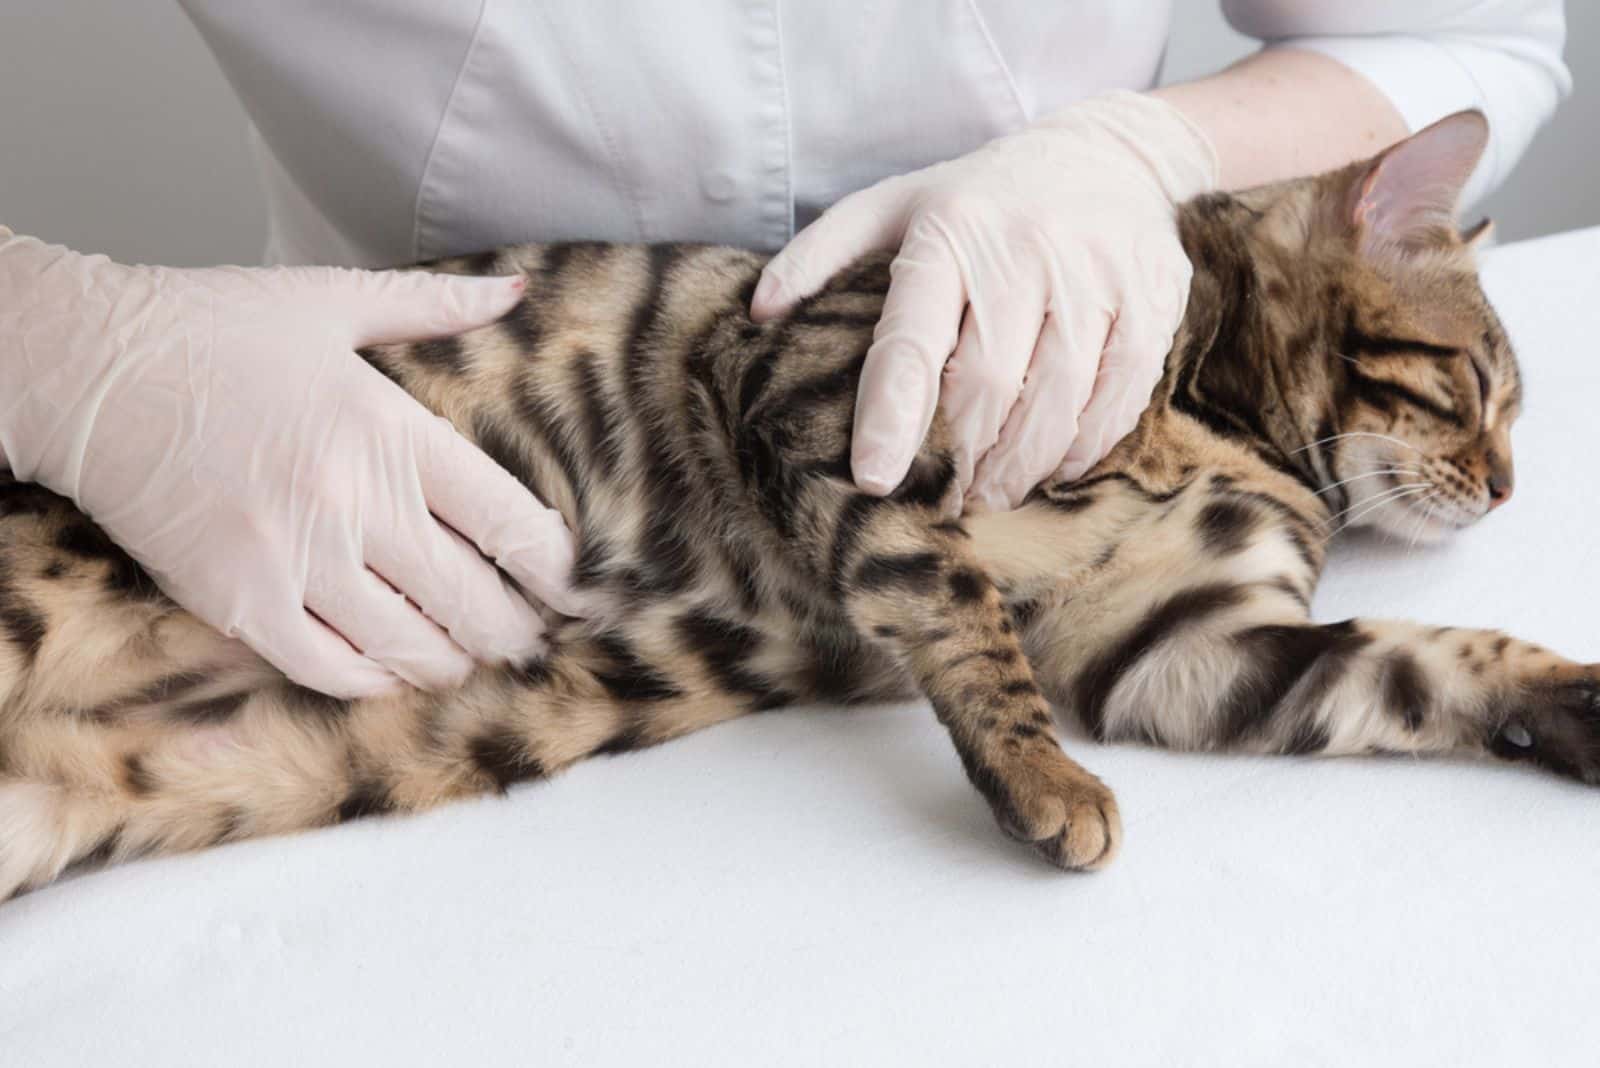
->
<box><xmin>1151</xmin><ymin>48</ymin><xmax>1408</xmax><ymax>192</ymax></box>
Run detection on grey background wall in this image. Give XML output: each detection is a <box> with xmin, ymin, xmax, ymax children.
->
<box><xmin>1</xmin><ymin>3</ymin><xmax>1594</xmax><ymax>267</ymax></box>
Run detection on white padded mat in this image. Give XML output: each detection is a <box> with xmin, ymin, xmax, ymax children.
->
<box><xmin>3</xmin><ymin>229</ymin><xmax>1598</xmax><ymax>1067</ymax></box>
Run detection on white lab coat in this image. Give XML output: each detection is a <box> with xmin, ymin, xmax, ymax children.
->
<box><xmin>178</xmin><ymin>1</ymin><xmax>1569</xmax><ymax>268</ymax></box>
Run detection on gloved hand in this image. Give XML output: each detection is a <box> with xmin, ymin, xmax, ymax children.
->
<box><xmin>751</xmin><ymin>91</ymin><xmax>1218</xmax><ymax>511</ymax></box>
<box><xmin>0</xmin><ymin>229</ymin><xmax>587</xmax><ymax>697</ymax></box>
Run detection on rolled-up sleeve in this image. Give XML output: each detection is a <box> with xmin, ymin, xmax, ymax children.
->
<box><xmin>1221</xmin><ymin>0</ymin><xmax>1571</xmax><ymax>205</ymax></box>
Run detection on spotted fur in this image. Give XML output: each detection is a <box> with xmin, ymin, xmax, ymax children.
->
<box><xmin>1</xmin><ymin>114</ymin><xmax>1593</xmax><ymax>899</ymax></box>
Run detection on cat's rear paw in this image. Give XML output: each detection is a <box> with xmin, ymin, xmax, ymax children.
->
<box><xmin>992</xmin><ymin>751</ymin><xmax>1122</xmax><ymax>871</ymax></box>
<box><xmin>1492</xmin><ymin>667</ymin><xmax>1600</xmax><ymax>784</ymax></box>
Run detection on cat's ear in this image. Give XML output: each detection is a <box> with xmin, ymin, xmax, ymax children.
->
<box><xmin>1350</xmin><ymin>110</ymin><xmax>1488</xmax><ymax>257</ymax></box>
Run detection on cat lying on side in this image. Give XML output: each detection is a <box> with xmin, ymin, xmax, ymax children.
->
<box><xmin>0</xmin><ymin>110</ymin><xmax>1590</xmax><ymax>900</ymax></box>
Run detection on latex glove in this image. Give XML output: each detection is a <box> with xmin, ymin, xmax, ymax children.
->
<box><xmin>751</xmin><ymin>91</ymin><xmax>1218</xmax><ymax>511</ymax></box>
<box><xmin>0</xmin><ymin>229</ymin><xmax>588</xmax><ymax>697</ymax></box>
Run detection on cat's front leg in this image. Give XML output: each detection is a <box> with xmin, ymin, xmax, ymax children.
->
<box><xmin>833</xmin><ymin>503</ymin><xmax>1121</xmax><ymax>871</ymax></box>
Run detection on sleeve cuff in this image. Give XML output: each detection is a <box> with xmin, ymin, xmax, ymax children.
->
<box><xmin>1272</xmin><ymin>33</ymin><xmax>1566</xmax><ymax>209</ymax></box>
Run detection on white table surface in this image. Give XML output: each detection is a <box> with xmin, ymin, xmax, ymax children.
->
<box><xmin>3</xmin><ymin>228</ymin><xmax>1598</xmax><ymax>1067</ymax></box>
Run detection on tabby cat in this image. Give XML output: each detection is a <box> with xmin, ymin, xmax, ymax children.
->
<box><xmin>0</xmin><ymin>111</ymin><xmax>1593</xmax><ymax>900</ymax></box>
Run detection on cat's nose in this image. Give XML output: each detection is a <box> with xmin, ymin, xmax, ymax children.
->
<box><xmin>1486</xmin><ymin>455</ymin><xmax>1514</xmax><ymax>509</ymax></box>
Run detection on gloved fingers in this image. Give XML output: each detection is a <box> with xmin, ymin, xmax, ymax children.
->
<box><xmin>302</xmin><ymin>563</ymin><xmax>477</xmax><ymax>692</ymax></box>
<box><xmin>414</xmin><ymin>414</ymin><xmax>593</xmax><ymax>621</ymax></box>
<box><xmin>936</xmin><ymin>273</ymin><xmax>1049</xmax><ymax>503</ymax></box>
<box><xmin>751</xmin><ymin>180</ymin><xmax>910</xmax><ymax>321</ymax></box>
<box><xmin>364</xmin><ymin>497</ymin><xmax>551</xmax><ymax>667</ymax></box>
<box><xmin>335</xmin><ymin>268</ymin><xmax>527</xmax><ymax>347</ymax></box>
<box><xmin>848</xmin><ymin>223</ymin><xmax>968</xmax><ymax>495</ymax></box>
<box><xmin>1053</xmin><ymin>305</ymin><xmax>1175</xmax><ymax>484</ymax></box>
<box><xmin>243</xmin><ymin>603</ymin><xmax>404</xmax><ymax>700</ymax></box>
<box><xmin>967</xmin><ymin>303</ymin><xmax>1110</xmax><ymax>512</ymax></box>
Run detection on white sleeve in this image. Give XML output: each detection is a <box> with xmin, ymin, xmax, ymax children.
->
<box><xmin>1220</xmin><ymin>0</ymin><xmax>1571</xmax><ymax>206</ymax></box>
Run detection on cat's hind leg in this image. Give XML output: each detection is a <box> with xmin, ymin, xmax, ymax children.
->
<box><xmin>0</xmin><ymin>630</ymin><xmax>785</xmax><ymax>901</ymax></box>
<box><xmin>1203</xmin><ymin>619</ymin><xmax>1600</xmax><ymax>779</ymax></box>
<box><xmin>978</xmin><ymin>477</ymin><xmax>1598</xmax><ymax>779</ymax></box>
<box><xmin>0</xmin><ymin>483</ymin><xmax>777</xmax><ymax>898</ymax></box>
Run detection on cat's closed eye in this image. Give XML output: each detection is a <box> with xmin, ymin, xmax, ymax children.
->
<box><xmin>1470</xmin><ymin>358</ymin><xmax>1490</xmax><ymax>409</ymax></box>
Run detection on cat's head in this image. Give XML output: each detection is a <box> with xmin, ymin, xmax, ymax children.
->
<box><xmin>1233</xmin><ymin>111</ymin><xmax>1521</xmax><ymax>544</ymax></box>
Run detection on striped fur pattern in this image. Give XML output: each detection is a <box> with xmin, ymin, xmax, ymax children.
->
<box><xmin>1</xmin><ymin>128</ymin><xmax>1595</xmax><ymax>899</ymax></box>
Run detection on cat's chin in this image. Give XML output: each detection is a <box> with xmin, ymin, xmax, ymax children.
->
<box><xmin>1368</xmin><ymin>498</ymin><xmax>1478</xmax><ymax>545</ymax></box>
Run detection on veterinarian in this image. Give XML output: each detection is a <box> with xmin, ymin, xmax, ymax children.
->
<box><xmin>0</xmin><ymin>2</ymin><xmax>1568</xmax><ymax>699</ymax></box>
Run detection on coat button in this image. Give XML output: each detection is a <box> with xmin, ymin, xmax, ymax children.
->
<box><xmin>701</xmin><ymin>171</ymin><xmax>738</xmax><ymax>203</ymax></box>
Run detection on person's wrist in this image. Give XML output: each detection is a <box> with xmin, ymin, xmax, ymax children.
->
<box><xmin>0</xmin><ymin>228</ymin><xmax>53</xmax><ymax>480</ymax></box>
<box><xmin>0</xmin><ymin>232</ymin><xmax>140</xmax><ymax>491</ymax></box>
<box><xmin>1029</xmin><ymin>90</ymin><xmax>1221</xmax><ymax>205</ymax></box>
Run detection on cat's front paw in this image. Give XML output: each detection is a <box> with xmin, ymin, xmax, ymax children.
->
<box><xmin>1491</xmin><ymin>666</ymin><xmax>1600</xmax><ymax>784</ymax></box>
<box><xmin>989</xmin><ymin>750</ymin><xmax>1121</xmax><ymax>871</ymax></box>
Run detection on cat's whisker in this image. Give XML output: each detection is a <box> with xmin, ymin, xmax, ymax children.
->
<box><xmin>1330</xmin><ymin>483</ymin><xmax>1434</xmax><ymax>535</ymax></box>
<box><xmin>1404</xmin><ymin>492</ymin><xmax>1441</xmax><ymax>551</ymax></box>
<box><xmin>1417</xmin><ymin>496</ymin><xmax>1442</xmax><ymax>547</ymax></box>
<box><xmin>1315</xmin><ymin>468</ymin><xmax>1425</xmax><ymax>497</ymax></box>
<box><xmin>1335</xmin><ymin>487</ymin><xmax>1434</xmax><ymax>536</ymax></box>
<box><xmin>1292</xmin><ymin>431</ymin><xmax>1424</xmax><ymax>457</ymax></box>
<box><xmin>1325</xmin><ymin>481</ymin><xmax>1430</xmax><ymax>525</ymax></box>
<box><xmin>1401</xmin><ymin>497</ymin><xmax>1427</xmax><ymax>549</ymax></box>
<box><xmin>1334</xmin><ymin>493</ymin><xmax>1431</xmax><ymax>538</ymax></box>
